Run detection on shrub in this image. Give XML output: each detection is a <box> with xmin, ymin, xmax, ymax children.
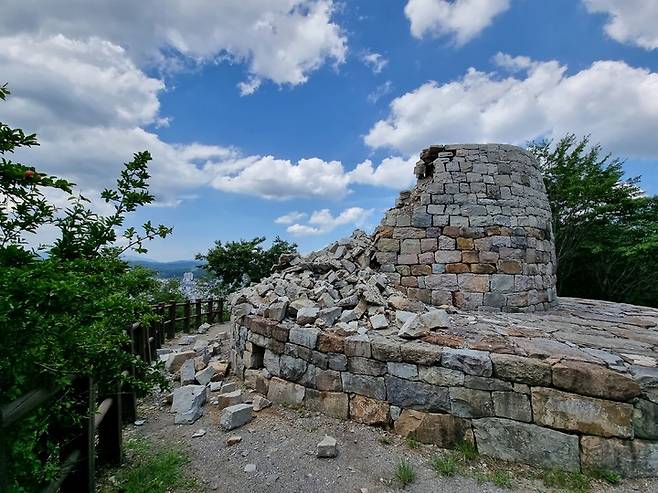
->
<box><xmin>395</xmin><ymin>459</ymin><xmax>416</xmax><ymax>487</ymax></box>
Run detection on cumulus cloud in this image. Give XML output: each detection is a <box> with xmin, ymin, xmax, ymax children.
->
<box><xmin>285</xmin><ymin>207</ymin><xmax>374</xmax><ymax>236</ymax></box>
<box><xmin>584</xmin><ymin>0</ymin><xmax>658</xmax><ymax>50</ymax></box>
<box><xmin>349</xmin><ymin>156</ymin><xmax>417</xmax><ymax>189</ymax></box>
<box><xmin>365</xmin><ymin>53</ymin><xmax>658</xmax><ymax>159</ymax></box>
<box><xmin>275</xmin><ymin>211</ymin><xmax>308</xmax><ymax>224</ymax></box>
<box><xmin>404</xmin><ymin>0</ymin><xmax>510</xmax><ymax>45</ymax></box>
<box><xmin>0</xmin><ymin>0</ymin><xmax>347</xmax><ymax>92</ymax></box>
<box><xmin>361</xmin><ymin>51</ymin><xmax>388</xmax><ymax>74</ymax></box>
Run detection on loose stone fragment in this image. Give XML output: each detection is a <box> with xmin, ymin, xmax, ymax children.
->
<box><xmin>226</xmin><ymin>435</ymin><xmax>242</xmax><ymax>446</ymax></box>
<box><xmin>252</xmin><ymin>394</ymin><xmax>272</xmax><ymax>412</ymax></box>
<box><xmin>220</xmin><ymin>403</ymin><xmax>253</xmax><ymax>430</ymax></box>
<box><xmin>171</xmin><ymin>385</ymin><xmax>206</xmax><ymax>425</ymax></box>
<box><xmin>166</xmin><ymin>350</ymin><xmax>197</xmax><ymax>373</ymax></box>
<box><xmin>180</xmin><ymin>358</ymin><xmax>196</xmax><ymax>385</ymax></box>
<box><xmin>217</xmin><ymin>390</ymin><xmax>243</xmax><ymax>410</ymax></box>
<box><xmin>369</xmin><ymin>313</ymin><xmax>388</xmax><ymax>330</ymax></box>
<box><xmin>243</xmin><ymin>464</ymin><xmax>257</xmax><ymax>473</ymax></box>
<box><xmin>316</xmin><ymin>435</ymin><xmax>338</xmax><ymax>458</ymax></box>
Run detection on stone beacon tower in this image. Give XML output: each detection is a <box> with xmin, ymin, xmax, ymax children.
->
<box><xmin>373</xmin><ymin>144</ymin><xmax>557</xmax><ymax>312</ymax></box>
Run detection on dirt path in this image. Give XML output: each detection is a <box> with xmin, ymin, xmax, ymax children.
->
<box><xmin>126</xmin><ymin>323</ymin><xmax>656</xmax><ymax>493</ymax></box>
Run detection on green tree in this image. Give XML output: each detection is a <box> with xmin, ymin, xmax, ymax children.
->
<box><xmin>197</xmin><ymin>236</ymin><xmax>297</xmax><ymax>293</ymax></box>
<box><xmin>0</xmin><ymin>84</ymin><xmax>172</xmax><ymax>491</ymax></box>
<box><xmin>529</xmin><ymin>134</ymin><xmax>658</xmax><ymax>306</ymax></box>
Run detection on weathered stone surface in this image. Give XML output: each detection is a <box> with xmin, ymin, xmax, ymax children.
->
<box><xmin>490</xmin><ymin>353</ymin><xmax>551</xmax><ymax>385</ymax></box>
<box><xmin>166</xmin><ymin>350</ymin><xmax>197</xmax><ymax>373</ymax></box>
<box><xmin>449</xmin><ymin>387</ymin><xmax>492</xmax><ymax>418</ymax></box>
<box><xmin>220</xmin><ymin>403</ymin><xmax>253</xmax><ymax>430</ymax></box>
<box><xmin>180</xmin><ymin>358</ymin><xmax>196</xmax><ymax>385</ymax></box>
<box><xmin>581</xmin><ymin>435</ymin><xmax>658</xmax><ymax>478</ymax></box>
<box><xmin>327</xmin><ymin>352</ymin><xmax>347</xmax><ymax>371</ymax></box>
<box><xmin>279</xmin><ymin>355</ymin><xmax>307</xmax><ymax>381</ymax></box>
<box><xmin>385</xmin><ymin>376</ymin><xmax>450</xmax><ymax>412</ymax></box>
<box><xmin>316</xmin><ymin>368</ymin><xmax>342</xmax><ymax>391</ymax></box>
<box><xmin>296</xmin><ymin>306</ymin><xmax>319</xmax><ymax>325</ymax></box>
<box><xmin>473</xmin><ymin>418</ymin><xmax>580</xmax><ymax>472</ymax></box>
<box><xmin>304</xmin><ymin>389</ymin><xmax>349</xmax><ymax>419</ymax></box>
<box><xmin>217</xmin><ymin>390</ymin><xmax>242</xmax><ymax>410</ymax></box>
<box><xmin>347</xmin><ymin>357</ymin><xmax>387</xmax><ymax>376</ymax></box>
<box><xmin>532</xmin><ymin>387</ymin><xmax>633</xmax><ymax>438</ymax></box>
<box><xmin>369</xmin><ymin>313</ymin><xmax>388</xmax><ymax>330</ymax></box>
<box><xmin>419</xmin><ymin>366</ymin><xmax>464</xmax><ymax>386</ymax></box>
<box><xmin>316</xmin><ymin>435</ymin><xmax>338</xmax><ymax>458</ymax></box>
<box><xmin>252</xmin><ymin>394</ymin><xmax>272</xmax><ymax>411</ymax></box>
<box><xmin>371</xmin><ymin>337</ymin><xmax>402</xmax><ymax>361</ymax></box>
<box><xmin>349</xmin><ymin>395</ymin><xmax>389</xmax><ymax>425</ymax></box>
<box><xmin>442</xmin><ymin>348</ymin><xmax>492</xmax><ymax>377</ymax></box>
<box><xmin>464</xmin><ymin>375</ymin><xmax>512</xmax><ymax>391</ymax></box>
<box><xmin>317</xmin><ymin>331</ymin><xmax>345</xmax><ymax>353</ymax></box>
<box><xmin>387</xmin><ymin>362</ymin><xmax>418</xmax><ymax>380</ymax></box>
<box><xmin>344</xmin><ymin>334</ymin><xmax>371</xmax><ymax>358</ymax></box>
<box><xmin>342</xmin><ymin>373</ymin><xmax>386</xmax><ymax>400</ymax></box>
<box><xmin>400</xmin><ymin>342</ymin><xmax>442</xmax><ymax>366</ymax></box>
<box><xmin>289</xmin><ymin>327</ymin><xmax>320</xmax><ymax>349</ymax></box>
<box><xmin>244</xmin><ymin>369</ymin><xmax>269</xmax><ymax>395</ymax></box>
<box><xmin>195</xmin><ymin>364</ymin><xmax>216</xmax><ymax>386</ymax></box>
<box><xmin>267</xmin><ymin>376</ymin><xmax>305</xmax><ymax>404</ymax></box>
<box><xmin>394</xmin><ymin>409</ymin><xmax>470</xmax><ymax>448</ymax></box>
<box><xmin>263</xmin><ymin>350</ymin><xmax>280</xmax><ymax>376</ymax></box>
<box><xmin>492</xmin><ymin>391</ymin><xmax>532</xmax><ymax>422</ymax></box>
<box><xmin>633</xmin><ymin>399</ymin><xmax>658</xmax><ymax>440</ymax></box>
<box><xmin>171</xmin><ymin>385</ymin><xmax>206</xmax><ymax>424</ymax></box>
<box><xmin>552</xmin><ymin>360</ymin><xmax>641</xmax><ymax>401</ymax></box>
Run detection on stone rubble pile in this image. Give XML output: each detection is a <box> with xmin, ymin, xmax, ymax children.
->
<box><xmin>162</xmin><ymin>327</ymin><xmax>266</xmax><ymax>428</ymax></box>
<box><xmin>231</xmin><ymin>230</ymin><xmax>453</xmax><ymax>345</ymax></box>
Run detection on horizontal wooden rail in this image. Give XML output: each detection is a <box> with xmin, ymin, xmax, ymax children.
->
<box><xmin>1</xmin><ymin>386</ymin><xmax>59</xmax><ymax>428</ymax></box>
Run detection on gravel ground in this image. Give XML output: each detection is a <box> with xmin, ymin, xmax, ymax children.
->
<box><xmin>123</xmin><ymin>323</ymin><xmax>657</xmax><ymax>493</ymax></box>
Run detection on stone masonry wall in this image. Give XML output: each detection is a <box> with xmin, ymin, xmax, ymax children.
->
<box><xmin>373</xmin><ymin>144</ymin><xmax>557</xmax><ymax>312</ymax></box>
<box><xmin>232</xmin><ymin>314</ymin><xmax>658</xmax><ymax>478</ymax></box>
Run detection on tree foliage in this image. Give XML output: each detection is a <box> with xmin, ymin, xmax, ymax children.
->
<box><xmin>197</xmin><ymin>236</ymin><xmax>297</xmax><ymax>293</ymax></box>
<box><xmin>529</xmin><ymin>134</ymin><xmax>658</xmax><ymax>306</ymax></box>
<box><xmin>0</xmin><ymin>84</ymin><xmax>171</xmax><ymax>492</ymax></box>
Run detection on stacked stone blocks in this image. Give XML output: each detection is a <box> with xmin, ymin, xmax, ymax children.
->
<box><xmin>374</xmin><ymin>144</ymin><xmax>557</xmax><ymax>312</ymax></box>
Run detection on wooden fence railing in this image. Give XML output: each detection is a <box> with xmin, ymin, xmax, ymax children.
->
<box><xmin>0</xmin><ymin>297</ymin><xmax>225</xmax><ymax>493</ymax></box>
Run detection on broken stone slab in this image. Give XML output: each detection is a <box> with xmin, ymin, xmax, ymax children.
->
<box><xmin>369</xmin><ymin>313</ymin><xmax>388</xmax><ymax>330</ymax></box>
<box><xmin>316</xmin><ymin>307</ymin><xmax>342</xmax><ymax>326</ymax></box>
<box><xmin>171</xmin><ymin>385</ymin><xmax>206</xmax><ymax>425</ymax></box>
<box><xmin>531</xmin><ymin>387</ymin><xmax>633</xmax><ymax>438</ymax></box>
<box><xmin>197</xmin><ymin>322</ymin><xmax>211</xmax><ymax>334</ymax></box>
<box><xmin>296</xmin><ymin>306</ymin><xmax>320</xmax><ymax>325</ymax></box>
<box><xmin>220</xmin><ymin>403</ymin><xmax>253</xmax><ymax>430</ymax></box>
<box><xmin>209</xmin><ymin>381</ymin><xmax>224</xmax><ymax>392</ymax></box>
<box><xmin>581</xmin><ymin>435</ymin><xmax>658</xmax><ymax>478</ymax></box>
<box><xmin>398</xmin><ymin>314</ymin><xmax>428</xmax><ymax>339</ymax></box>
<box><xmin>180</xmin><ymin>358</ymin><xmax>196</xmax><ymax>385</ymax></box>
<box><xmin>552</xmin><ymin>360</ymin><xmax>641</xmax><ymax>401</ymax></box>
<box><xmin>217</xmin><ymin>390</ymin><xmax>243</xmax><ymax>410</ymax></box>
<box><xmin>220</xmin><ymin>382</ymin><xmax>238</xmax><ymax>393</ymax></box>
<box><xmin>265</xmin><ymin>300</ymin><xmax>289</xmax><ymax>322</ymax></box>
<box><xmin>195</xmin><ymin>365</ymin><xmax>216</xmax><ymax>386</ymax></box>
<box><xmin>419</xmin><ymin>309</ymin><xmax>450</xmax><ymax>329</ymax></box>
<box><xmin>316</xmin><ymin>435</ymin><xmax>338</xmax><ymax>458</ymax></box>
<box><xmin>191</xmin><ymin>428</ymin><xmax>206</xmax><ymax>438</ymax></box>
<box><xmin>394</xmin><ymin>409</ymin><xmax>470</xmax><ymax>448</ymax></box>
<box><xmin>252</xmin><ymin>394</ymin><xmax>272</xmax><ymax>412</ymax></box>
<box><xmin>179</xmin><ymin>335</ymin><xmax>197</xmax><ymax>345</ymax></box>
<box><xmin>166</xmin><ymin>350</ymin><xmax>197</xmax><ymax>373</ymax></box>
<box><xmin>473</xmin><ymin>418</ymin><xmax>580</xmax><ymax>472</ymax></box>
<box><xmin>442</xmin><ymin>348</ymin><xmax>493</xmax><ymax>377</ymax></box>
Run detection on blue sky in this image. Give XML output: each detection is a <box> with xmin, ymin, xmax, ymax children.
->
<box><xmin>2</xmin><ymin>0</ymin><xmax>657</xmax><ymax>260</ymax></box>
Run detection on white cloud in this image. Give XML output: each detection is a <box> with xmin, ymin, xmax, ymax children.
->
<box><xmin>0</xmin><ymin>0</ymin><xmax>347</xmax><ymax>93</ymax></box>
<box><xmin>584</xmin><ymin>0</ymin><xmax>658</xmax><ymax>50</ymax></box>
<box><xmin>349</xmin><ymin>156</ymin><xmax>417</xmax><ymax>189</ymax></box>
<box><xmin>365</xmin><ymin>53</ymin><xmax>658</xmax><ymax>159</ymax></box>
<box><xmin>285</xmin><ymin>207</ymin><xmax>374</xmax><ymax>236</ymax></box>
<box><xmin>368</xmin><ymin>81</ymin><xmax>394</xmax><ymax>103</ymax></box>
<box><xmin>361</xmin><ymin>51</ymin><xmax>388</xmax><ymax>74</ymax></box>
<box><xmin>404</xmin><ymin>0</ymin><xmax>510</xmax><ymax>45</ymax></box>
<box><xmin>274</xmin><ymin>211</ymin><xmax>308</xmax><ymax>224</ymax></box>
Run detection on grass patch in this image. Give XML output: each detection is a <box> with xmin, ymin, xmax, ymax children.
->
<box><xmin>395</xmin><ymin>459</ymin><xmax>416</xmax><ymax>487</ymax></box>
<box><xmin>542</xmin><ymin>469</ymin><xmax>591</xmax><ymax>492</ymax></box>
<box><xmin>454</xmin><ymin>440</ymin><xmax>478</xmax><ymax>462</ymax></box>
<box><xmin>404</xmin><ymin>434</ymin><xmax>420</xmax><ymax>449</ymax></box>
<box><xmin>587</xmin><ymin>468</ymin><xmax>621</xmax><ymax>485</ymax></box>
<box><xmin>379</xmin><ymin>435</ymin><xmax>393</xmax><ymax>445</ymax></box>
<box><xmin>431</xmin><ymin>454</ymin><xmax>458</xmax><ymax>477</ymax></box>
<box><xmin>491</xmin><ymin>470</ymin><xmax>513</xmax><ymax>489</ymax></box>
<box><xmin>106</xmin><ymin>438</ymin><xmax>194</xmax><ymax>493</ymax></box>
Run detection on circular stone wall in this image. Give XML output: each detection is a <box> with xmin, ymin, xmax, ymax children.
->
<box><xmin>373</xmin><ymin>144</ymin><xmax>557</xmax><ymax>312</ymax></box>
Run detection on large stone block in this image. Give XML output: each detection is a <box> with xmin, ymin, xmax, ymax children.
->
<box><xmin>341</xmin><ymin>373</ymin><xmax>386</xmax><ymax>400</ymax></box>
<box><xmin>370</xmin><ymin>337</ymin><xmax>402</xmax><ymax>362</ymax></box>
<box><xmin>267</xmin><ymin>376</ymin><xmax>305</xmax><ymax>405</ymax></box>
<box><xmin>350</xmin><ymin>395</ymin><xmax>389</xmax><ymax>426</ymax></box>
<box><xmin>552</xmin><ymin>360</ymin><xmax>641</xmax><ymax>401</ymax></box>
<box><xmin>490</xmin><ymin>353</ymin><xmax>551</xmax><ymax>385</ymax></box>
<box><xmin>441</xmin><ymin>348</ymin><xmax>492</xmax><ymax>377</ymax></box>
<box><xmin>394</xmin><ymin>409</ymin><xmax>470</xmax><ymax>448</ymax></box>
<box><xmin>304</xmin><ymin>389</ymin><xmax>349</xmax><ymax>419</ymax></box>
<box><xmin>387</xmin><ymin>362</ymin><xmax>419</xmax><ymax>380</ymax></box>
<box><xmin>171</xmin><ymin>384</ymin><xmax>206</xmax><ymax>424</ymax></box>
<box><xmin>316</xmin><ymin>368</ymin><xmax>342</xmax><ymax>392</ymax></box>
<box><xmin>347</xmin><ymin>356</ymin><xmax>387</xmax><ymax>376</ymax></box>
<box><xmin>385</xmin><ymin>375</ymin><xmax>450</xmax><ymax>412</ymax></box>
<box><xmin>532</xmin><ymin>387</ymin><xmax>633</xmax><ymax>438</ymax></box>
<box><xmin>279</xmin><ymin>355</ymin><xmax>307</xmax><ymax>382</ymax></box>
<box><xmin>289</xmin><ymin>327</ymin><xmax>320</xmax><ymax>349</ymax></box>
<box><xmin>400</xmin><ymin>342</ymin><xmax>442</xmax><ymax>365</ymax></box>
<box><xmin>473</xmin><ymin>418</ymin><xmax>580</xmax><ymax>472</ymax></box>
<box><xmin>449</xmin><ymin>387</ymin><xmax>493</xmax><ymax>418</ymax></box>
<box><xmin>166</xmin><ymin>350</ymin><xmax>197</xmax><ymax>373</ymax></box>
<box><xmin>492</xmin><ymin>391</ymin><xmax>532</xmax><ymax>422</ymax></box>
<box><xmin>633</xmin><ymin>399</ymin><xmax>658</xmax><ymax>440</ymax></box>
<box><xmin>580</xmin><ymin>435</ymin><xmax>658</xmax><ymax>478</ymax></box>
<box><xmin>418</xmin><ymin>366</ymin><xmax>464</xmax><ymax>386</ymax></box>
<box><xmin>220</xmin><ymin>403</ymin><xmax>253</xmax><ymax>430</ymax></box>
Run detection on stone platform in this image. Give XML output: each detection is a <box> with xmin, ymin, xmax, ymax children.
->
<box><xmin>232</xmin><ymin>297</ymin><xmax>658</xmax><ymax>477</ymax></box>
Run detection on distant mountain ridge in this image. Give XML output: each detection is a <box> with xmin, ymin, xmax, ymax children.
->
<box><xmin>126</xmin><ymin>258</ymin><xmax>205</xmax><ymax>278</ymax></box>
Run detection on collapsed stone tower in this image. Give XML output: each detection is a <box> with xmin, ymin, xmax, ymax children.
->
<box><xmin>373</xmin><ymin>144</ymin><xmax>557</xmax><ymax>312</ymax></box>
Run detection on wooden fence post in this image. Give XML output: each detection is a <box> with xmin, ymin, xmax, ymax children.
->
<box><xmin>195</xmin><ymin>299</ymin><xmax>202</xmax><ymax>329</ymax></box>
<box><xmin>218</xmin><ymin>298</ymin><xmax>224</xmax><ymax>323</ymax></box>
<box><xmin>207</xmin><ymin>297</ymin><xmax>214</xmax><ymax>324</ymax></box>
<box><xmin>98</xmin><ymin>383</ymin><xmax>122</xmax><ymax>466</ymax></box>
<box><xmin>183</xmin><ymin>300</ymin><xmax>191</xmax><ymax>333</ymax></box>
<box><xmin>157</xmin><ymin>302</ymin><xmax>165</xmax><ymax>346</ymax></box>
<box><xmin>167</xmin><ymin>301</ymin><xmax>177</xmax><ymax>339</ymax></box>
<box><xmin>61</xmin><ymin>377</ymin><xmax>95</xmax><ymax>493</ymax></box>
